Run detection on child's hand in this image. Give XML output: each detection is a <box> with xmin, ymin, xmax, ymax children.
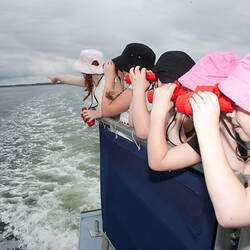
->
<box><xmin>48</xmin><ymin>76</ymin><xmax>59</xmax><ymax>84</ymax></box>
<box><xmin>82</xmin><ymin>109</ymin><xmax>102</xmax><ymax>122</ymax></box>
<box><xmin>103</xmin><ymin>60</ymin><xmax>116</xmax><ymax>80</ymax></box>
<box><xmin>129</xmin><ymin>66</ymin><xmax>150</xmax><ymax>92</ymax></box>
<box><xmin>190</xmin><ymin>91</ymin><xmax>220</xmax><ymax>135</ymax></box>
<box><xmin>151</xmin><ymin>84</ymin><xmax>176</xmax><ymax>116</ymax></box>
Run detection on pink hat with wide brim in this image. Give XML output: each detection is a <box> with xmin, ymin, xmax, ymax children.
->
<box><xmin>74</xmin><ymin>49</ymin><xmax>104</xmax><ymax>74</ymax></box>
<box><xmin>178</xmin><ymin>52</ymin><xmax>241</xmax><ymax>91</ymax></box>
<box><xmin>219</xmin><ymin>53</ymin><xmax>250</xmax><ymax>112</ymax></box>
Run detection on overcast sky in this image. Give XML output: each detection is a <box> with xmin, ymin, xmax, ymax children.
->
<box><xmin>0</xmin><ymin>0</ymin><xmax>249</xmax><ymax>84</ymax></box>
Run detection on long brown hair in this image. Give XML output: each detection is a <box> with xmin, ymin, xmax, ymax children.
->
<box><xmin>82</xmin><ymin>60</ymin><xmax>100</xmax><ymax>102</ymax></box>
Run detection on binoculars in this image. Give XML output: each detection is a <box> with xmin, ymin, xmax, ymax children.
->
<box><xmin>175</xmin><ymin>84</ymin><xmax>234</xmax><ymax>115</ymax></box>
<box><xmin>81</xmin><ymin>107</ymin><xmax>95</xmax><ymax>127</ymax></box>
<box><xmin>147</xmin><ymin>81</ymin><xmax>188</xmax><ymax>103</ymax></box>
<box><xmin>125</xmin><ymin>72</ymin><xmax>156</xmax><ymax>84</ymax></box>
<box><xmin>147</xmin><ymin>82</ymin><xmax>234</xmax><ymax>115</ymax></box>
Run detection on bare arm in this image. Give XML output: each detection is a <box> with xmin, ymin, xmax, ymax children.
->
<box><xmin>102</xmin><ymin>60</ymin><xmax>132</xmax><ymax>117</ymax></box>
<box><xmin>102</xmin><ymin>89</ymin><xmax>132</xmax><ymax>117</ymax></box>
<box><xmin>130</xmin><ymin>67</ymin><xmax>151</xmax><ymax>139</ymax></box>
<box><xmin>48</xmin><ymin>75</ymin><xmax>84</xmax><ymax>87</ymax></box>
<box><xmin>191</xmin><ymin>91</ymin><xmax>250</xmax><ymax>228</ymax></box>
<box><xmin>147</xmin><ymin>84</ymin><xmax>201</xmax><ymax>171</ymax></box>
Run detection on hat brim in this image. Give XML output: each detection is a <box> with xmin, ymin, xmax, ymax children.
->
<box><xmin>178</xmin><ymin>70</ymin><xmax>219</xmax><ymax>91</ymax></box>
<box><xmin>157</xmin><ymin>73</ymin><xmax>175</xmax><ymax>83</ymax></box>
<box><xmin>112</xmin><ymin>55</ymin><xmax>131</xmax><ymax>72</ymax></box>
<box><xmin>219</xmin><ymin>75</ymin><xmax>250</xmax><ymax>112</ymax></box>
<box><xmin>74</xmin><ymin>60</ymin><xmax>103</xmax><ymax>74</ymax></box>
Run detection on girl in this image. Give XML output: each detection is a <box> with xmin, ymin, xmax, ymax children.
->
<box><xmin>129</xmin><ymin>51</ymin><xmax>195</xmax><ymax>139</ymax></box>
<box><xmin>190</xmin><ymin>53</ymin><xmax>250</xmax><ymax>227</ymax></box>
<box><xmin>101</xmin><ymin>43</ymin><xmax>156</xmax><ymax>125</ymax></box>
<box><xmin>49</xmin><ymin>49</ymin><xmax>124</xmax><ymax>122</ymax></box>
<box><xmin>147</xmin><ymin>52</ymin><xmax>242</xmax><ymax>171</ymax></box>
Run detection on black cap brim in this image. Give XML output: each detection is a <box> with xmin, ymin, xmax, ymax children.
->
<box><xmin>112</xmin><ymin>55</ymin><xmax>130</xmax><ymax>72</ymax></box>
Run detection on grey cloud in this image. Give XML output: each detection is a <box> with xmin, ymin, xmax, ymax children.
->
<box><xmin>0</xmin><ymin>0</ymin><xmax>250</xmax><ymax>84</ymax></box>
<box><xmin>0</xmin><ymin>51</ymin><xmax>75</xmax><ymax>81</ymax></box>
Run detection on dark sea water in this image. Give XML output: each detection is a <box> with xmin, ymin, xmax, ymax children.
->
<box><xmin>0</xmin><ymin>84</ymin><xmax>100</xmax><ymax>250</ymax></box>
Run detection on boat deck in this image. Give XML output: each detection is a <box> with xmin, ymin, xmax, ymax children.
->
<box><xmin>78</xmin><ymin>209</ymin><xmax>114</xmax><ymax>250</ymax></box>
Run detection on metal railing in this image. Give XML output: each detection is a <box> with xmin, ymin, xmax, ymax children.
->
<box><xmin>98</xmin><ymin>117</ymin><xmax>203</xmax><ymax>174</ymax></box>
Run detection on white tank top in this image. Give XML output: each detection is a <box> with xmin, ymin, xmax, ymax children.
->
<box><xmin>90</xmin><ymin>77</ymin><xmax>105</xmax><ymax>110</ymax></box>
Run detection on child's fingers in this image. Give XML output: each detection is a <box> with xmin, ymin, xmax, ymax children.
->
<box><xmin>83</xmin><ymin>112</ymin><xmax>89</xmax><ymax>117</ymax></box>
<box><xmin>82</xmin><ymin>111</ymin><xmax>93</xmax><ymax>120</ymax></box>
<box><xmin>161</xmin><ymin>83</ymin><xmax>176</xmax><ymax>97</ymax></box>
<box><xmin>48</xmin><ymin>76</ymin><xmax>57</xmax><ymax>84</ymax></box>
<box><xmin>205</xmin><ymin>91</ymin><xmax>219</xmax><ymax>105</ymax></box>
<box><xmin>191</xmin><ymin>93</ymin><xmax>204</xmax><ymax>108</ymax></box>
<box><xmin>104</xmin><ymin>60</ymin><xmax>115</xmax><ymax>69</ymax></box>
<box><xmin>130</xmin><ymin>67</ymin><xmax>148</xmax><ymax>88</ymax></box>
<box><xmin>129</xmin><ymin>67</ymin><xmax>134</xmax><ymax>73</ymax></box>
<box><xmin>129</xmin><ymin>67</ymin><xmax>135</xmax><ymax>78</ymax></box>
<box><xmin>197</xmin><ymin>91</ymin><xmax>220</xmax><ymax>107</ymax></box>
<box><xmin>135</xmin><ymin>66</ymin><xmax>141</xmax><ymax>74</ymax></box>
<box><xmin>197</xmin><ymin>91</ymin><xmax>211</xmax><ymax>101</ymax></box>
<box><xmin>190</xmin><ymin>98</ymin><xmax>199</xmax><ymax>114</ymax></box>
<box><xmin>168</xmin><ymin>83</ymin><xmax>177</xmax><ymax>93</ymax></box>
<box><xmin>140</xmin><ymin>67</ymin><xmax>146</xmax><ymax>76</ymax></box>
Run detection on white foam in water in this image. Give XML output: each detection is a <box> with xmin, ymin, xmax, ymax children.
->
<box><xmin>0</xmin><ymin>85</ymin><xmax>101</xmax><ymax>250</ymax></box>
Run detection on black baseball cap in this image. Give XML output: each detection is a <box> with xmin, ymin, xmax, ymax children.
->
<box><xmin>112</xmin><ymin>43</ymin><xmax>156</xmax><ymax>72</ymax></box>
<box><xmin>153</xmin><ymin>51</ymin><xmax>195</xmax><ymax>83</ymax></box>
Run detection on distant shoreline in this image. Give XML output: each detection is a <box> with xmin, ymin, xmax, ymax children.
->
<box><xmin>0</xmin><ymin>82</ymin><xmax>64</xmax><ymax>88</ymax></box>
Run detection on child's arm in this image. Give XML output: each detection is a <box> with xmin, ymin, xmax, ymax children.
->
<box><xmin>101</xmin><ymin>60</ymin><xmax>132</xmax><ymax>117</ymax></box>
<box><xmin>129</xmin><ymin>67</ymin><xmax>151</xmax><ymax>139</ymax></box>
<box><xmin>147</xmin><ymin>85</ymin><xmax>201</xmax><ymax>171</ymax></box>
<box><xmin>190</xmin><ymin>91</ymin><xmax>250</xmax><ymax>228</ymax></box>
<box><xmin>48</xmin><ymin>75</ymin><xmax>84</xmax><ymax>86</ymax></box>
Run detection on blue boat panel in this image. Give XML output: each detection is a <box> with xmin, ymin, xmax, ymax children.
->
<box><xmin>100</xmin><ymin>124</ymin><xmax>217</xmax><ymax>250</ymax></box>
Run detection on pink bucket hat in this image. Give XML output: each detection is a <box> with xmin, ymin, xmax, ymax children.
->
<box><xmin>178</xmin><ymin>52</ymin><xmax>241</xmax><ymax>91</ymax></box>
<box><xmin>219</xmin><ymin>53</ymin><xmax>250</xmax><ymax>112</ymax></box>
<box><xmin>74</xmin><ymin>49</ymin><xmax>104</xmax><ymax>74</ymax></box>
